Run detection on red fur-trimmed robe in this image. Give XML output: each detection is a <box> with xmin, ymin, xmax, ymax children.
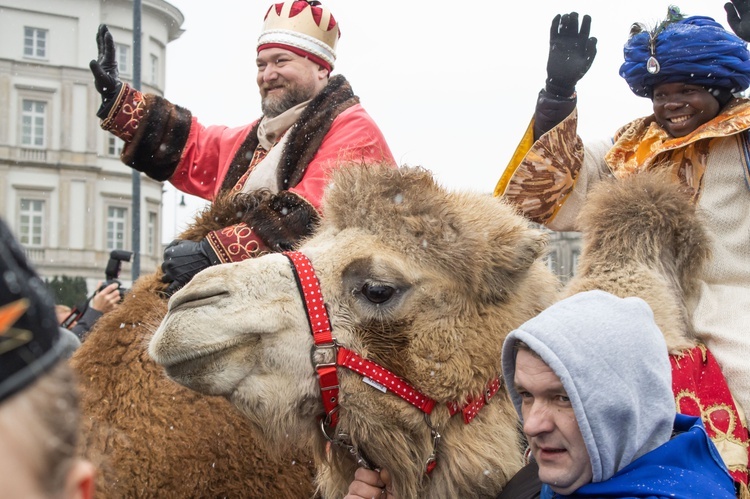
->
<box><xmin>100</xmin><ymin>75</ymin><xmax>395</xmax><ymax>260</ymax></box>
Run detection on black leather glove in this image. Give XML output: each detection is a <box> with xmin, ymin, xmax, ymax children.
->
<box><xmin>545</xmin><ymin>12</ymin><xmax>597</xmax><ymax>97</ymax></box>
<box><xmin>726</xmin><ymin>0</ymin><xmax>750</xmax><ymax>42</ymax></box>
<box><xmin>89</xmin><ymin>24</ymin><xmax>122</xmax><ymax>119</ymax></box>
<box><xmin>161</xmin><ymin>239</ymin><xmax>222</xmax><ymax>295</ymax></box>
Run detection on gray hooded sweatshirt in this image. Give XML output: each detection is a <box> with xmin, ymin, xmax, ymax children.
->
<box><xmin>501</xmin><ymin>290</ymin><xmax>675</xmax><ymax>484</ymax></box>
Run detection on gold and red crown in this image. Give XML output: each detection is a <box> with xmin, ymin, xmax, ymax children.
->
<box><xmin>258</xmin><ymin>1</ymin><xmax>339</xmax><ymax>70</ymax></box>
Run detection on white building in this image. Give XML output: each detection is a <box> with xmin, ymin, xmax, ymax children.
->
<box><xmin>0</xmin><ymin>0</ymin><xmax>184</xmax><ymax>291</ymax></box>
<box><xmin>544</xmin><ymin>229</ymin><xmax>582</xmax><ymax>284</ymax></box>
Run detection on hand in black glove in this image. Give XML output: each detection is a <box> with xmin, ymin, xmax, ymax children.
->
<box><xmin>161</xmin><ymin>239</ymin><xmax>222</xmax><ymax>296</ymax></box>
<box><xmin>726</xmin><ymin>0</ymin><xmax>750</xmax><ymax>42</ymax></box>
<box><xmin>89</xmin><ymin>24</ymin><xmax>122</xmax><ymax>118</ymax></box>
<box><xmin>545</xmin><ymin>12</ymin><xmax>597</xmax><ymax>97</ymax></box>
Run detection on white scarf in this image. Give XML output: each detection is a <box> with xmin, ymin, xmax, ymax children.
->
<box><xmin>243</xmin><ymin>100</ymin><xmax>310</xmax><ymax>194</ymax></box>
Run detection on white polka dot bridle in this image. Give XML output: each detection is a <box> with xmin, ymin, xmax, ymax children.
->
<box><xmin>283</xmin><ymin>251</ymin><xmax>501</xmax><ymax>474</ymax></box>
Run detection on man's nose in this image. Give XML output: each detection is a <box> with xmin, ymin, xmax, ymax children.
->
<box><xmin>523</xmin><ymin>403</ymin><xmax>554</xmax><ymax>436</ymax></box>
<box><xmin>261</xmin><ymin>65</ymin><xmax>278</xmax><ymax>82</ymax></box>
<box><xmin>663</xmin><ymin>99</ymin><xmax>686</xmax><ymax>110</ymax></box>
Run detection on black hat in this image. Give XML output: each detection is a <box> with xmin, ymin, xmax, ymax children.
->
<box><xmin>0</xmin><ymin>217</ymin><xmax>66</xmax><ymax>404</ymax></box>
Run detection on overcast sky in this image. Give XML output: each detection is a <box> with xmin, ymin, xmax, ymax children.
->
<box><xmin>159</xmin><ymin>0</ymin><xmax>735</xmax><ymax>241</ymax></box>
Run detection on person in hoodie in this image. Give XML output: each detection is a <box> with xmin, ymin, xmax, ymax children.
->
<box><xmin>498</xmin><ymin>290</ymin><xmax>736</xmax><ymax>499</ymax></box>
<box><xmin>346</xmin><ymin>291</ymin><xmax>737</xmax><ymax>499</ymax></box>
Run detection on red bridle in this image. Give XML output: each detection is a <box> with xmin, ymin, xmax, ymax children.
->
<box><xmin>283</xmin><ymin>251</ymin><xmax>501</xmax><ymax>473</ymax></box>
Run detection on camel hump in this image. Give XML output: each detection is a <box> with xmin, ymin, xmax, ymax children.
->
<box><xmin>578</xmin><ymin>171</ymin><xmax>710</xmax><ymax>287</ymax></box>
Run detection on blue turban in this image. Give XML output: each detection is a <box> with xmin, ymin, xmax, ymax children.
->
<box><xmin>620</xmin><ymin>15</ymin><xmax>750</xmax><ymax>97</ymax></box>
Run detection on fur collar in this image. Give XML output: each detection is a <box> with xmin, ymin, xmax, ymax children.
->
<box><xmin>220</xmin><ymin>75</ymin><xmax>359</xmax><ymax>193</ymax></box>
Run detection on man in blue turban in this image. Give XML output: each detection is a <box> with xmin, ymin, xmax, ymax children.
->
<box><xmin>494</xmin><ymin>2</ymin><xmax>750</xmax><ymax>493</ymax></box>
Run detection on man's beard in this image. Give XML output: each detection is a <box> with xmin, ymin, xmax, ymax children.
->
<box><xmin>261</xmin><ymin>80</ymin><xmax>317</xmax><ymax>118</ymax></box>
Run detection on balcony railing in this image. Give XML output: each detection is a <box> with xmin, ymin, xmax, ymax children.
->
<box><xmin>23</xmin><ymin>247</ymin><xmax>46</xmax><ymax>262</ymax></box>
<box><xmin>19</xmin><ymin>148</ymin><xmax>48</xmax><ymax>162</ymax></box>
<box><xmin>22</xmin><ymin>246</ymin><xmax>159</xmax><ymax>279</ymax></box>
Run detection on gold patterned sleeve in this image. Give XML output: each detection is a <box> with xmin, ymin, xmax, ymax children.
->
<box><xmin>494</xmin><ymin>111</ymin><xmax>585</xmax><ymax>226</ymax></box>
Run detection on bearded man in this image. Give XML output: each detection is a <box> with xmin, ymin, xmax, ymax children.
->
<box><xmin>90</xmin><ymin>0</ymin><xmax>395</xmax><ymax>294</ymax></box>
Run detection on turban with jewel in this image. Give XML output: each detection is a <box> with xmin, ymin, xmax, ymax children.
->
<box><xmin>620</xmin><ymin>9</ymin><xmax>750</xmax><ymax>98</ymax></box>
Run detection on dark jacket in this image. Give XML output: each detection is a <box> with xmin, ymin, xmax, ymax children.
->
<box><xmin>496</xmin><ymin>461</ymin><xmax>541</xmax><ymax>499</ymax></box>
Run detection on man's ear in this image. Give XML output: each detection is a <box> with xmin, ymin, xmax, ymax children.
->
<box><xmin>62</xmin><ymin>459</ymin><xmax>96</xmax><ymax>499</ymax></box>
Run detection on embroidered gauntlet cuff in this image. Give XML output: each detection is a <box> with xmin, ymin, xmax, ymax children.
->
<box><xmin>100</xmin><ymin>83</ymin><xmax>145</xmax><ymax>143</ymax></box>
<box><xmin>205</xmin><ymin>223</ymin><xmax>271</xmax><ymax>263</ymax></box>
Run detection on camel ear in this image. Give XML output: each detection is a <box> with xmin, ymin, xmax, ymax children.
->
<box><xmin>481</xmin><ymin>226</ymin><xmax>548</xmax><ymax>304</ymax></box>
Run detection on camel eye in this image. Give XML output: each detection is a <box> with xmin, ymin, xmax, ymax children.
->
<box><xmin>361</xmin><ymin>283</ymin><xmax>395</xmax><ymax>304</ymax></box>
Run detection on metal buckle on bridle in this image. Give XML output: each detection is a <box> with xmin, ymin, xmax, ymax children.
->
<box><xmin>319</xmin><ymin>409</ymin><xmax>340</xmax><ymax>442</ymax></box>
<box><xmin>423</xmin><ymin>413</ymin><xmax>441</xmax><ymax>473</ymax></box>
<box><xmin>319</xmin><ymin>415</ymin><xmax>377</xmax><ymax>470</ymax></box>
<box><xmin>310</xmin><ymin>339</ymin><xmax>338</xmax><ymax>368</ymax></box>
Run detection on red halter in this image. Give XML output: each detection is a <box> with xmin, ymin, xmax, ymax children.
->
<box><xmin>283</xmin><ymin>251</ymin><xmax>501</xmax><ymax>472</ymax></box>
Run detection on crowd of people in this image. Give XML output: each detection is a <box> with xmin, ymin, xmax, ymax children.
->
<box><xmin>5</xmin><ymin>0</ymin><xmax>750</xmax><ymax>496</ymax></box>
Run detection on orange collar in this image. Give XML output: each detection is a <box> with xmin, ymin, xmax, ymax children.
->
<box><xmin>605</xmin><ymin>98</ymin><xmax>750</xmax><ymax>197</ymax></box>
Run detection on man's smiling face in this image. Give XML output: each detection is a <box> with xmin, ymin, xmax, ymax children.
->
<box><xmin>256</xmin><ymin>47</ymin><xmax>328</xmax><ymax>118</ymax></box>
<box><xmin>652</xmin><ymin>82</ymin><xmax>721</xmax><ymax>137</ymax></box>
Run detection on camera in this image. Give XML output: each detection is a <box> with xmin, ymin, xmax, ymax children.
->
<box><xmin>60</xmin><ymin>249</ymin><xmax>133</xmax><ymax>330</ymax></box>
<box><xmin>99</xmin><ymin>249</ymin><xmax>133</xmax><ymax>299</ymax></box>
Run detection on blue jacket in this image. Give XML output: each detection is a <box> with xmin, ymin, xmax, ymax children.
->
<box><xmin>542</xmin><ymin>415</ymin><xmax>736</xmax><ymax>499</ymax></box>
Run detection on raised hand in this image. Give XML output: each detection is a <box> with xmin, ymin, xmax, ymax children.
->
<box><xmin>89</xmin><ymin>24</ymin><xmax>122</xmax><ymax>116</ymax></box>
<box><xmin>545</xmin><ymin>12</ymin><xmax>598</xmax><ymax>97</ymax></box>
<box><xmin>726</xmin><ymin>0</ymin><xmax>750</xmax><ymax>42</ymax></box>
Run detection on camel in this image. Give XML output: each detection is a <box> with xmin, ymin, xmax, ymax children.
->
<box><xmin>69</xmin><ymin>192</ymin><xmax>318</xmax><ymax>498</ymax></box>
<box><xmin>148</xmin><ymin>165</ymin><xmax>748</xmax><ymax>496</ymax></box>
<box><xmin>149</xmin><ymin>165</ymin><xmax>561</xmax><ymax>498</ymax></box>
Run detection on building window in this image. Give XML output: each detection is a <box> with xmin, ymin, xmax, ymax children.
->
<box><xmin>116</xmin><ymin>43</ymin><xmax>130</xmax><ymax>75</ymax></box>
<box><xmin>571</xmin><ymin>250</ymin><xmax>580</xmax><ymax>276</ymax></box>
<box><xmin>21</xmin><ymin>100</ymin><xmax>46</xmax><ymax>147</ymax></box>
<box><xmin>150</xmin><ymin>54</ymin><xmax>159</xmax><ymax>85</ymax></box>
<box><xmin>19</xmin><ymin>199</ymin><xmax>45</xmax><ymax>247</ymax></box>
<box><xmin>147</xmin><ymin>211</ymin><xmax>157</xmax><ymax>255</ymax></box>
<box><xmin>546</xmin><ymin>250</ymin><xmax>558</xmax><ymax>274</ymax></box>
<box><xmin>24</xmin><ymin>27</ymin><xmax>47</xmax><ymax>59</ymax></box>
<box><xmin>107</xmin><ymin>136</ymin><xmax>123</xmax><ymax>157</ymax></box>
<box><xmin>107</xmin><ymin>206</ymin><xmax>128</xmax><ymax>250</ymax></box>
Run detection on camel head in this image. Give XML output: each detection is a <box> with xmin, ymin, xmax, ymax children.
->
<box><xmin>150</xmin><ymin>165</ymin><xmax>560</xmax><ymax>498</ymax></box>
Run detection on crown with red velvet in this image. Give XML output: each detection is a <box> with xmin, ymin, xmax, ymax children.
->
<box><xmin>257</xmin><ymin>0</ymin><xmax>340</xmax><ymax>71</ymax></box>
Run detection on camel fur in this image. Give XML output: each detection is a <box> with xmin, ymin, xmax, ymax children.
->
<box><xmin>149</xmin><ymin>165</ymin><xmax>561</xmax><ymax>498</ymax></box>
<box><xmin>70</xmin><ymin>191</ymin><xmax>317</xmax><ymax>498</ymax></box>
<box><xmin>563</xmin><ymin>171</ymin><xmax>710</xmax><ymax>353</ymax></box>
